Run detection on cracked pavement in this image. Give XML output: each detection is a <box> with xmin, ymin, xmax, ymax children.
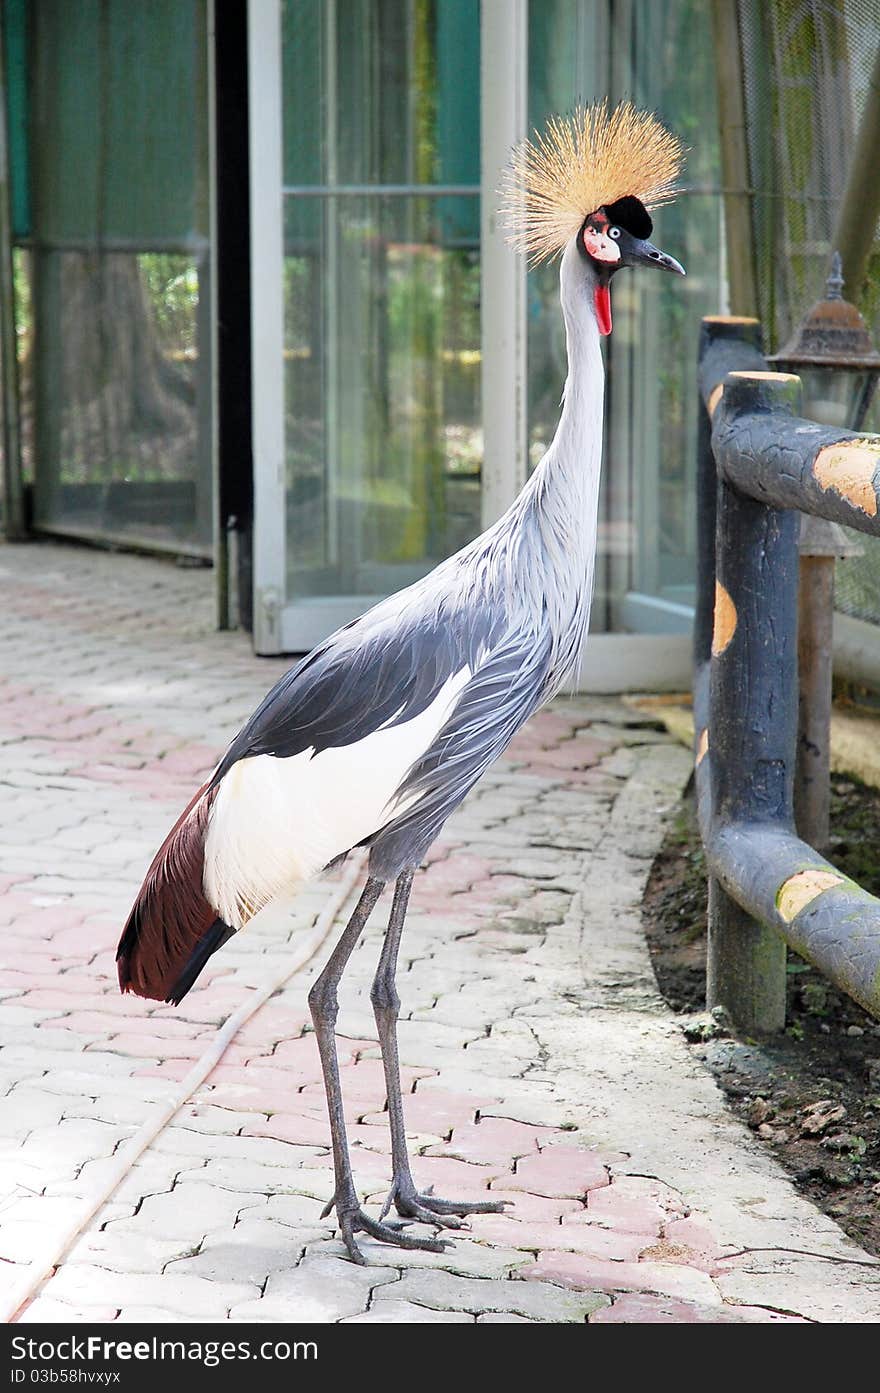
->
<box><xmin>0</xmin><ymin>541</ymin><xmax>879</xmax><ymax>1323</ymax></box>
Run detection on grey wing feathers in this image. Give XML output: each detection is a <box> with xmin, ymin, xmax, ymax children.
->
<box><xmin>213</xmin><ymin>589</ymin><xmax>504</xmax><ymax>782</ymax></box>
<box><xmin>367</xmin><ymin>626</ymin><xmax>552</xmax><ymax>874</ymax></box>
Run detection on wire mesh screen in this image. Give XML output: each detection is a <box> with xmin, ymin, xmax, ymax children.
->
<box><xmin>737</xmin><ymin>0</ymin><xmax>880</xmax><ymax>623</ymax></box>
<box><xmin>19</xmin><ymin>0</ymin><xmax>212</xmax><ymax>556</ymax></box>
<box><xmin>32</xmin><ymin>252</ymin><xmax>206</xmax><ymax>552</ymax></box>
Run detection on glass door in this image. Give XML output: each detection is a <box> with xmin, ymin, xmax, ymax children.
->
<box><xmin>249</xmin><ymin>0</ymin><xmax>483</xmax><ymax>653</ymax></box>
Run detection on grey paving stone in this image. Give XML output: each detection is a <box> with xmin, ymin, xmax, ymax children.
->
<box><xmin>165</xmin><ymin>1217</ymin><xmax>324</xmax><ymax>1285</ymax></box>
<box><xmin>303</xmin><ymin>1236</ymin><xmax>531</xmax><ymax>1281</ymax></box>
<box><xmin>106</xmin><ymin>1181</ymin><xmax>268</xmax><ymax>1242</ymax></box>
<box><xmin>230</xmin><ymin>1254</ymin><xmax>397</xmax><ymax>1323</ymax></box>
<box><xmin>48</xmin><ymin>1264</ymin><xmax>259</xmax><ymax>1318</ymax></box>
<box><xmin>373</xmin><ymin>1269</ymin><xmax>608</xmax><ymax>1321</ymax></box>
<box><xmin>344</xmin><ymin>1300</ymin><xmax>474</xmax><ymax>1323</ymax></box>
<box><xmin>175</xmin><ymin>1156</ymin><xmax>331</xmax><ymax>1196</ymax></box>
<box><xmin>477</xmin><ymin>1312</ymin><xmax>540</xmax><ymax>1323</ymax></box>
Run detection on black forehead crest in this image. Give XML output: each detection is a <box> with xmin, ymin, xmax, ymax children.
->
<box><xmin>603</xmin><ymin>195</ymin><xmax>653</xmax><ymax>239</ymax></box>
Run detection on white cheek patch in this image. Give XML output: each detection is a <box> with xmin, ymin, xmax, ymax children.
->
<box><xmin>583</xmin><ymin>226</ymin><xmax>621</xmax><ymax>264</ymax></box>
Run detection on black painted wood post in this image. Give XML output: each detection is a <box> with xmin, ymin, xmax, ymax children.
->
<box><xmin>694</xmin><ymin>320</ymin><xmax>781</xmax><ymax>1032</ymax></box>
<box><xmin>707</xmin><ymin>370</ymin><xmax>804</xmax><ymax>1035</ymax></box>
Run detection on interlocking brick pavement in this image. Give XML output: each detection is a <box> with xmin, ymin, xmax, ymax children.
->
<box><xmin>1</xmin><ymin>541</ymin><xmax>879</xmax><ymax>1324</ymax></box>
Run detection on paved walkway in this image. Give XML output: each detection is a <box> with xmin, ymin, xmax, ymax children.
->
<box><xmin>0</xmin><ymin>541</ymin><xmax>879</xmax><ymax>1324</ymax></box>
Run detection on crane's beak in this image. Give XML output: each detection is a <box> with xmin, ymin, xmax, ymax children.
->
<box><xmin>625</xmin><ymin>237</ymin><xmax>686</xmax><ymax>276</ymax></box>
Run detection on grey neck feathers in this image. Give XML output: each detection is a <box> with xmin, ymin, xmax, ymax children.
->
<box><xmin>496</xmin><ymin>242</ymin><xmax>606</xmax><ymax>685</ymax></box>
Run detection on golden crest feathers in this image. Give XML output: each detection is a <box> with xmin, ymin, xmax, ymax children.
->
<box><xmin>500</xmin><ymin>100</ymin><xmax>684</xmax><ymax>265</ymax></box>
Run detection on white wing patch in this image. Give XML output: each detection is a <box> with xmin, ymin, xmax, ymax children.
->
<box><xmin>203</xmin><ymin>667</ymin><xmax>471</xmax><ymax>928</ymax></box>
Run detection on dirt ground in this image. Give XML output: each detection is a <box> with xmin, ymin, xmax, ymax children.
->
<box><xmin>643</xmin><ymin>773</ymin><xmax>880</xmax><ymax>1257</ymax></box>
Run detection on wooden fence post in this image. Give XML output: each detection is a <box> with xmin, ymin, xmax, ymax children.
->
<box><xmin>707</xmin><ymin>371</ymin><xmax>804</xmax><ymax>1034</ymax></box>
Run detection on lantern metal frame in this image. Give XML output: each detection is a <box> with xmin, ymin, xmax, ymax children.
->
<box><xmin>768</xmin><ymin>252</ymin><xmax>880</xmax><ymax>431</ymax></box>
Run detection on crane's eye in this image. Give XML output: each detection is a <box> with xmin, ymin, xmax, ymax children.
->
<box><xmin>609</xmin><ymin>227</ymin><xmax>621</xmax><ymax>240</ymax></box>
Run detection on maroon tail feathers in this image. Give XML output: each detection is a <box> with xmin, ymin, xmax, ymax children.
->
<box><xmin>117</xmin><ymin>782</ymin><xmax>225</xmax><ymax>1003</ymax></box>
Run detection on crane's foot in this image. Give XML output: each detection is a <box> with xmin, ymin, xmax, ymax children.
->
<box><xmin>321</xmin><ymin>1191</ymin><xmax>451</xmax><ymax>1264</ymax></box>
<box><xmin>380</xmin><ymin>1177</ymin><xmax>512</xmax><ymax>1226</ymax></box>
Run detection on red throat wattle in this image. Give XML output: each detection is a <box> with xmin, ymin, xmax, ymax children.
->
<box><xmin>594</xmin><ymin>283</ymin><xmax>612</xmax><ymax>336</ymax></box>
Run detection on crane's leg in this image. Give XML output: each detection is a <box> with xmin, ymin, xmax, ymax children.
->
<box><xmin>372</xmin><ymin>869</ymin><xmax>510</xmax><ymax>1226</ymax></box>
<box><xmin>309</xmin><ymin>874</ymin><xmax>448</xmax><ymax>1264</ymax></box>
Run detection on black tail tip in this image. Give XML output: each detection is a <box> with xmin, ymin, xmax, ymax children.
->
<box><xmin>165</xmin><ymin>919</ymin><xmax>236</xmax><ymax>1005</ymax></box>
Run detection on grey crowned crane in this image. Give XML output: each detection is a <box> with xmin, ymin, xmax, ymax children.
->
<box><xmin>118</xmin><ymin>102</ymin><xmax>685</xmax><ymax>1264</ymax></box>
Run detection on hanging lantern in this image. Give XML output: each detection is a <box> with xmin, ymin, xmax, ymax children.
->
<box><xmin>768</xmin><ymin>252</ymin><xmax>880</xmax><ymax>430</ymax></box>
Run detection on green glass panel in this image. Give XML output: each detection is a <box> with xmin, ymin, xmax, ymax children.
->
<box><xmin>4</xmin><ymin>0</ymin><xmax>31</xmax><ymax>239</ymax></box>
<box><xmin>281</xmin><ymin>0</ymin><xmax>322</xmax><ymax>188</ymax></box>
<box><xmin>30</xmin><ymin>0</ymin><xmax>206</xmax><ymax>245</ymax></box>
<box><xmin>282</xmin><ymin>0</ymin><xmax>478</xmax><ymax>204</ymax></box>
<box><xmin>437</xmin><ymin>0</ymin><xmax>479</xmax><ymax>243</ymax></box>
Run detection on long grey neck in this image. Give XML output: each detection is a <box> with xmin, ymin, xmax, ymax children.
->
<box><xmin>537</xmin><ymin>282</ymin><xmax>605</xmax><ymax>518</ymax></box>
<box><xmin>503</xmin><ymin>263</ymin><xmax>606</xmax><ymax>684</ymax></box>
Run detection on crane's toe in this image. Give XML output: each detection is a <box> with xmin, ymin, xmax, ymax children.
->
<box><xmin>382</xmin><ymin>1176</ymin><xmax>512</xmax><ymax>1224</ymax></box>
<box><xmin>336</xmin><ymin>1206</ymin><xmax>451</xmax><ymax>1263</ymax></box>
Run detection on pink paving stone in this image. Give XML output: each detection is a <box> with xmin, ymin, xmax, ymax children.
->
<box><xmin>660</xmin><ymin>1216</ymin><xmax>725</xmax><ymax>1272</ymax></box>
<box><xmin>0</xmin><ymin>893</ymin><xmax>44</xmax><ymax>925</ymax></box>
<box><xmin>504</xmin><ymin>731</ymin><xmax>553</xmax><ymax>759</ymax></box>
<box><xmin>412</xmin><ymin>1154</ymin><xmax>508</xmax><ymax>1192</ymax></box>
<box><xmin>348</xmin><ymin>1123</ymin><xmax>398</xmax><ymax>1155</ymax></box>
<box><xmin>268</xmin><ymin>1037</ymin><xmax>344</xmax><ymax>1070</ymax></box>
<box><xmin>468</xmin><ymin>1217</ymin><xmax>650</xmax><ymax>1262</ymax></box>
<box><xmin>424</xmin><ymin>1117</ymin><xmax>560</xmax><ymax>1166</ymax></box>
<box><xmin>0</xmin><ymin>922</ymin><xmax>65</xmax><ymax>944</ymax></box>
<box><xmin>341</xmin><ymin>1059</ymin><xmax>437</xmax><ymax>1089</ymax></box>
<box><xmin>519</xmin><ymin>743</ymin><xmax>602</xmax><ymax>772</ymax></box>
<box><xmin>582</xmin><ymin>1175</ymin><xmax>662</xmax><ymax>1231</ymax></box>
<box><xmin>299</xmin><ymin>1083</ymin><xmax>391</xmax><ymax>1115</ymax></box>
<box><xmin>528</xmin><ymin>711</ymin><xmax>582</xmax><ymax>740</ymax></box>
<box><xmin>97</xmin><ymin>1032</ymin><xmax>207</xmax><ymax>1060</ymax></box>
<box><xmin>13</xmin><ymin>948</ymin><xmax>67</xmax><ymax>968</ymax></box>
<box><xmin>520</xmin><ymin>1252</ymin><xmax>720</xmax><ymax>1304</ymax></box>
<box><xmin>49</xmin><ymin>926</ymin><xmax>115</xmax><ymax>957</ymax></box>
<box><xmin>501</xmin><ymin>1146</ymin><xmax>609</xmax><ymax>1198</ymax></box>
<box><xmin>233</xmin><ymin>1010</ymin><xmax>310</xmax><ymax>1045</ymax></box>
<box><xmin>0</xmin><ymin>968</ymin><xmax>67</xmax><ymax>989</ymax></box>
<box><xmin>242</xmin><ymin>1112</ymin><xmax>331</xmax><ymax>1147</ymax></box>
<box><xmin>232</xmin><ymin>1057</ymin><xmax>345</xmax><ymax>1089</ymax></box>
<box><xmin>476</xmin><ymin>1191</ymin><xmax>584</xmax><ymax>1222</ymax></box>
<box><xmin>663</xmin><ymin>1214</ymin><xmax>721</xmax><ymax>1254</ymax></box>
<box><xmin>156</xmin><ymin>748</ymin><xmax>219</xmax><ymax>776</ymax></box>
<box><xmin>363</xmin><ymin>1087</ymin><xmax>489</xmax><ymax>1134</ymax></box>
<box><xmin>171</xmin><ymin>991</ymin><xmax>249</xmax><ymax>1024</ymax></box>
<box><xmin>423</xmin><ymin>842</ymin><xmax>457</xmax><ymax>866</ymax></box>
<box><xmin>419</xmin><ymin>856</ymin><xmax>495</xmax><ymax>893</ymax></box>
<box><xmin>46</xmin><ymin>1011</ymin><xmax>205</xmax><ymax>1038</ymax></box>
<box><xmin>9</xmin><ymin>908</ymin><xmax>87</xmax><ymax>934</ymax></box>
<box><xmin>303</xmin><ymin>1146</ymin><xmax>390</xmax><ymax>1180</ymax></box>
<box><xmin>201</xmin><ymin>1042</ymin><xmax>278</xmax><ymax>1067</ymax></box>
<box><xmin>195</xmin><ymin>1082</ymin><xmax>310</xmax><ymax>1114</ymax></box>
<box><xmin>300</xmin><ymin>1058</ymin><xmax>433</xmax><ymax>1097</ymax></box>
<box><xmin>591</xmin><ymin>1294</ymin><xmax>808</xmax><ymax>1324</ymax></box>
<box><xmin>513</xmin><ymin>762</ymin><xmax>568</xmax><ymax>783</ymax></box>
<box><xmin>134</xmin><ymin>1059</ymin><xmax>202</xmax><ymax>1083</ymax></box>
<box><xmin>581</xmin><ymin>1187</ymin><xmax>665</xmax><ymax>1235</ymax></box>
